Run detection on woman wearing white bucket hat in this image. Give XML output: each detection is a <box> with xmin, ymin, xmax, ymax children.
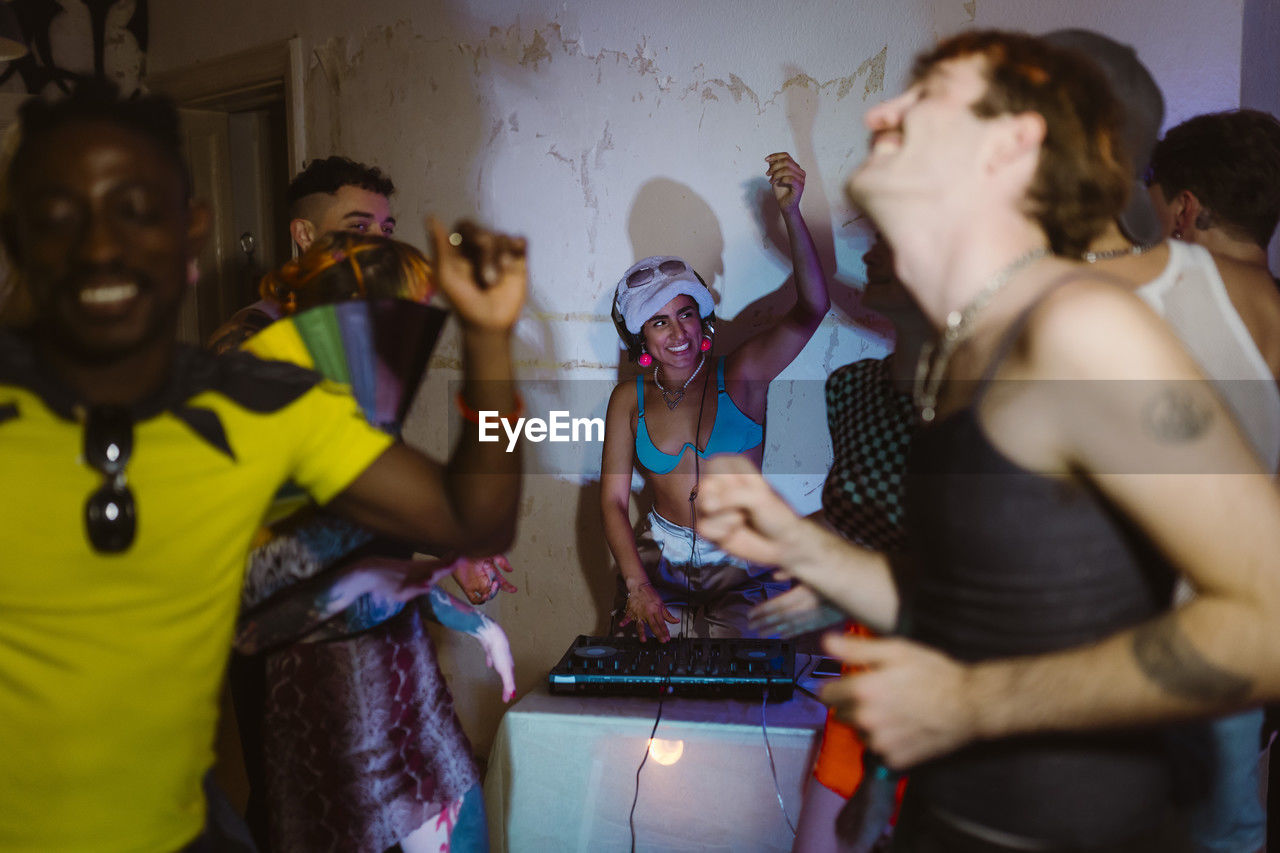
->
<box><xmin>600</xmin><ymin>152</ymin><xmax>830</xmax><ymax>640</ymax></box>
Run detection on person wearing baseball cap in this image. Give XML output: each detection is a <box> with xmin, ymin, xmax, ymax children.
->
<box><xmin>600</xmin><ymin>152</ymin><xmax>830</xmax><ymax>641</ymax></box>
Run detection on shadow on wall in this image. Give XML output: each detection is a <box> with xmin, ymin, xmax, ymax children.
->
<box><xmin>628</xmin><ymin>176</ymin><xmax>727</xmax><ymax>287</ymax></box>
<box><xmin>739</xmin><ymin>62</ymin><xmax>892</xmax><ymax>351</ymax></box>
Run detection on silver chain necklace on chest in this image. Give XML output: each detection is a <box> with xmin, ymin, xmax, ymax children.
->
<box><xmin>654</xmin><ymin>353</ymin><xmax>706</xmax><ymax>410</ymax></box>
<box><xmin>913</xmin><ymin>246</ymin><xmax>1049</xmax><ymax>423</ymax></box>
<box><xmin>1081</xmin><ymin>242</ymin><xmax>1154</xmax><ymax>263</ymax></box>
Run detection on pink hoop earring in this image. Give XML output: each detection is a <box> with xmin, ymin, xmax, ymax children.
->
<box><xmin>700</xmin><ymin>336</ymin><xmax>712</xmax><ymax>352</ymax></box>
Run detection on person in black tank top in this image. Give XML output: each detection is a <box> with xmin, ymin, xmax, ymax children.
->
<box><xmin>695</xmin><ymin>31</ymin><xmax>1280</xmax><ymax>852</ymax></box>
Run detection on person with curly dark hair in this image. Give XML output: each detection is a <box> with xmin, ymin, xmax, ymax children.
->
<box><xmin>207</xmin><ymin>156</ymin><xmax>401</xmax><ymax>354</ymax></box>
<box><xmin>286</xmin><ymin>155</ymin><xmax>398</xmax><ymax>251</ymax></box>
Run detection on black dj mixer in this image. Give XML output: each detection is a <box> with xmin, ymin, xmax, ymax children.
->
<box><xmin>548</xmin><ymin>634</ymin><xmax>795</xmax><ymax>700</ymax></box>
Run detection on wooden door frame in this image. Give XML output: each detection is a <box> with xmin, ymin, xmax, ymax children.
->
<box><xmin>146</xmin><ymin>37</ymin><xmax>305</xmax><ymax>175</ymax></box>
<box><xmin>148</xmin><ymin>39</ymin><xmax>305</xmax><ymax>342</ymax></box>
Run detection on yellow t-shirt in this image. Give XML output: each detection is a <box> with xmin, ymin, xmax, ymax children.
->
<box><xmin>0</xmin><ymin>344</ymin><xmax>394</xmax><ymax>852</ymax></box>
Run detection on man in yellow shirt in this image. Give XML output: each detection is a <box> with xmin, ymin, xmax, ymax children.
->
<box><xmin>0</xmin><ymin>79</ymin><xmax>526</xmax><ymax>853</ymax></box>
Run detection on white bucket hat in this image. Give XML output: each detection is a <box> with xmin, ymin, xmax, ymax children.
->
<box><xmin>613</xmin><ymin>255</ymin><xmax>715</xmax><ymax>335</ymax></box>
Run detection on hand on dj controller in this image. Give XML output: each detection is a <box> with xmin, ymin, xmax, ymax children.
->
<box><xmin>619</xmin><ymin>582</ymin><xmax>679</xmax><ymax>643</ymax></box>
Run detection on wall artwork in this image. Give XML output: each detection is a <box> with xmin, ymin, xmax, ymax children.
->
<box><xmin>0</xmin><ymin>0</ymin><xmax>147</xmax><ymax>94</ymax></box>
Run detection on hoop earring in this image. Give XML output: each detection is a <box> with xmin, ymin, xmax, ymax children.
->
<box><xmin>700</xmin><ymin>336</ymin><xmax>712</xmax><ymax>352</ymax></box>
<box><xmin>637</xmin><ymin>345</ymin><xmax>653</xmax><ymax>367</ymax></box>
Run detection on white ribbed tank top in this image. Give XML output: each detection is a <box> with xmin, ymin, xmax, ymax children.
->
<box><xmin>1137</xmin><ymin>239</ymin><xmax>1280</xmax><ymax>473</ymax></box>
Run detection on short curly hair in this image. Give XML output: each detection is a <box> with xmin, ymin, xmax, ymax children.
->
<box><xmin>1148</xmin><ymin>110</ymin><xmax>1280</xmax><ymax>249</ymax></box>
<box><xmin>912</xmin><ymin>31</ymin><xmax>1131</xmax><ymax>257</ymax></box>
<box><xmin>286</xmin><ymin>156</ymin><xmax>395</xmax><ymax>219</ymax></box>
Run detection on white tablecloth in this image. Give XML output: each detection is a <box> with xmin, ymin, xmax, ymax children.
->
<box><xmin>484</xmin><ymin>684</ymin><xmax>827</xmax><ymax>852</ymax></box>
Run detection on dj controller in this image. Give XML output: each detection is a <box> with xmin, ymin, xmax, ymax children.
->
<box><xmin>548</xmin><ymin>634</ymin><xmax>795</xmax><ymax>700</ymax></box>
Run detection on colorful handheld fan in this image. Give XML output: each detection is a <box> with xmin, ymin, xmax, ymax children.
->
<box><xmin>242</xmin><ymin>298</ymin><xmax>449</xmax><ymax>432</ymax></box>
<box><xmin>239</xmin><ymin>297</ymin><xmax>448</xmax><ymax>531</ymax></box>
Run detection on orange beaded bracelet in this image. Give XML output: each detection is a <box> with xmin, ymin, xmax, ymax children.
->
<box><xmin>454</xmin><ymin>391</ymin><xmax>525</xmax><ymax>424</ymax></box>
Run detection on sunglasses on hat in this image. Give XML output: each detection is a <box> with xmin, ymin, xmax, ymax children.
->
<box><xmin>625</xmin><ymin>258</ymin><xmax>690</xmax><ymax>288</ymax></box>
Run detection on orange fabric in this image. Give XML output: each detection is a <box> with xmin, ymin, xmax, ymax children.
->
<box><xmin>813</xmin><ymin>622</ymin><xmax>873</xmax><ymax>796</ymax></box>
<box><xmin>814</xmin><ymin>705</ymin><xmax>867</xmax><ymax>797</ymax></box>
<box><xmin>812</xmin><ymin>623</ymin><xmax>910</xmax><ymax>826</ymax></box>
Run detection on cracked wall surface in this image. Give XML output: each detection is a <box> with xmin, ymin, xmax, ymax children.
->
<box><xmin>147</xmin><ymin>0</ymin><xmax>1251</xmax><ymax>761</ymax></box>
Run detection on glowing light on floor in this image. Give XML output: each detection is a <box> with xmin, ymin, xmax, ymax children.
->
<box><xmin>647</xmin><ymin>737</ymin><xmax>684</xmax><ymax>766</ymax></box>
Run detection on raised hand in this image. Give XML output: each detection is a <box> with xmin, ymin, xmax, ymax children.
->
<box><xmin>428</xmin><ymin>216</ymin><xmax>527</xmax><ymax>333</ymax></box>
<box><xmin>766</xmin><ymin>152</ymin><xmax>806</xmax><ymax>214</ymax></box>
<box><xmin>819</xmin><ymin>632</ymin><xmax>976</xmax><ymax>770</ymax></box>
<box><xmin>618</xmin><ymin>582</ymin><xmax>679</xmax><ymax>643</ymax></box>
<box><xmin>451</xmin><ymin>554</ymin><xmax>519</xmax><ymax>605</ymax></box>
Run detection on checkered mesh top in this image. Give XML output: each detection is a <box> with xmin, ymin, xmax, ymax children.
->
<box><xmin>821</xmin><ymin>357</ymin><xmax>915</xmax><ymax>552</ymax></box>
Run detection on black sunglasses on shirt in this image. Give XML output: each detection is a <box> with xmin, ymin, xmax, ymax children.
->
<box><xmin>83</xmin><ymin>406</ymin><xmax>137</xmax><ymax>553</ymax></box>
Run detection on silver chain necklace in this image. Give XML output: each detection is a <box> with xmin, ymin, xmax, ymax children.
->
<box><xmin>654</xmin><ymin>353</ymin><xmax>706</xmax><ymax>410</ymax></box>
<box><xmin>1081</xmin><ymin>242</ymin><xmax>1154</xmax><ymax>263</ymax></box>
<box><xmin>913</xmin><ymin>246</ymin><xmax>1049</xmax><ymax>423</ymax></box>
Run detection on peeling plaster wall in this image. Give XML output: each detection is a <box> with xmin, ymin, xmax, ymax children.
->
<box><xmin>149</xmin><ymin>0</ymin><xmax>1250</xmax><ymax>760</ymax></box>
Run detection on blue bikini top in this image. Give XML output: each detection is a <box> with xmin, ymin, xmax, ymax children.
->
<box><xmin>635</xmin><ymin>357</ymin><xmax>764</xmax><ymax>475</ymax></box>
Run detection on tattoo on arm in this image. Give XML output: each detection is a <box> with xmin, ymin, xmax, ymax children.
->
<box><xmin>1141</xmin><ymin>386</ymin><xmax>1213</xmax><ymax>443</ymax></box>
<box><xmin>1131</xmin><ymin>613</ymin><xmax>1252</xmax><ymax>705</ymax></box>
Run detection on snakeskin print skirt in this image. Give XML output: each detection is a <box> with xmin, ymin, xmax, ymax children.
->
<box><xmin>263</xmin><ymin>602</ymin><xmax>480</xmax><ymax>853</ymax></box>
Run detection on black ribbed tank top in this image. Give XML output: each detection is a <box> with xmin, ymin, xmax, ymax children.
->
<box><xmin>900</xmin><ymin>279</ymin><xmax>1178</xmax><ymax>846</ymax></box>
